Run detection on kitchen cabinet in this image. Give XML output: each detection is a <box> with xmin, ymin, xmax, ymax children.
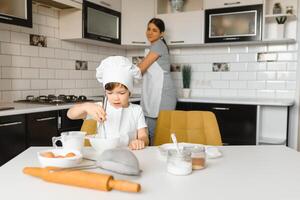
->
<box><xmin>26</xmin><ymin>111</ymin><xmax>59</xmax><ymax>146</ymax></box>
<box><xmin>0</xmin><ymin>0</ymin><xmax>32</xmax><ymax>28</ymax></box>
<box><xmin>158</xmin><ymin>11</ymin><xmax>204</xmax><ymax>46</ymax></box>
<box><xmin>257</xmin><ymin>105</ymin><xmax>288</xmax><ymax>145</ymax></box>
<box><xmin>155</xmin><ymin>0</ymin><xmax>204</xmax><ymax>46</ymax></box>
<box><xmin>33</xmin><ymin>0</ymin><xmax>82</xmax><ymax>9</ymax></box>
<box><xmin>121</xmin><ymin>0</ymin><xmax>155</xmax><ymax>46</ymax></box>
<box><xmin>60</xmin><ymin>0</ymin><xmax>121</xmax><ymax>46</ymax></box>
<box><xmin>204</xmin><ymin>0</ymin><xmax>263</xmax><ymax>9</ymax></box>
<box><xmin>0</xmin><ymin>108</ymin><xmax>83</xmax><ymax>166</ymax></box>
<box><xmin>88</xmin><ymin>0</ymin><xmax>121</xmax><ymax>12</ymax></box>
<box><xmin>176</xmin><ymin>102</ymin><xmax>257</xmax><ymax>145</ymax></box>
<box><xmin>0</xmin><ymin>114</ymin><xmax>27</xmax><ymax>166</ymax></box>
<box><xmin>58</xmin><ymin>109</ymin><xmax>83</xmax><ymax>134</ymax></box>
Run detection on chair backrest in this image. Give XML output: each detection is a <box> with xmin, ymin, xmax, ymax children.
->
<box><xmin>153</xmin><ymin>110</ymin><xmax>222</xmax><ymax>146</ymax></box>
<box><xmin>80</xmin><ymin>119</ymin><xmax>97</xmax><ymax>146</ymax></box>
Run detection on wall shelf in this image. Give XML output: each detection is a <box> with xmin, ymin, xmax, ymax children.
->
<box><xmin>265</xmin><ymin>13</ymin><xmax>296</xmax><ymax>18</ymax></box>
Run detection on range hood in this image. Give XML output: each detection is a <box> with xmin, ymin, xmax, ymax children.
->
<box><xmin>33</xmin><ymin>0</ymin><xmax>82</xmax><ymax>9</ymax></box>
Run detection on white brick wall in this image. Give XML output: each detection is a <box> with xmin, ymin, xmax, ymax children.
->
<box><xmin>0</xmin><ymin>4</ymin><xmax>297</xmax><ymax>102</ymax></box>
<box><xmin>127</xmin><ymin>42</ymin><xmax>298</xmax><ymax>99</ymax></box>
<box><xmin>0</xmin><ymin>4</ymin><xmax>124</xmax><ymax>102</ymax></box>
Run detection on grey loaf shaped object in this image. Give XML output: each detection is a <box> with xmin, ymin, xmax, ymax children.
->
<box><xmin>97</xmin><ymin>148</ymin><xmax>141</xmax><ymax>176</ymax></box>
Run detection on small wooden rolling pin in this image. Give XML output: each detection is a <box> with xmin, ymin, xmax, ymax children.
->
<box><xmin>23</xmin><ymin>167</ymin><xmax>141</xmax><ymax>193</ymax></box>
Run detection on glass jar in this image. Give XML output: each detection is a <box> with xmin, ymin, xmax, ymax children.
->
<box><xmin>286</xmin><ymin>6</ymin><xmax>293</xmax><ymax>14</ymax></box>
<box><xmin>191</xmin><ymin>146</ymin><xmax>206</xmax><ymax>170</ymax></box>
<box><xmin>167</xmin><ymin>149</ymin><xmax>192</xmax><ymax>175</ymax></box>
<box><xmin>273</xmin><ymin>3</ymin><xmax>282</xmax><ymax>14</ymax></box>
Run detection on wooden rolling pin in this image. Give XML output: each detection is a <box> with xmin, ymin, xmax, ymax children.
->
<box><xmin>23</xmin><ymin>167</ymin><xmax>141</xmax><ymax>193</ymax></box>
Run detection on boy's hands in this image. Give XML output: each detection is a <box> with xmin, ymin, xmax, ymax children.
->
<box><xmin>84</xmin><ymin>102</ymin><xmax>106</xmax><ymax>122</ymax></box>
<box><xmin>129</xmin><ymin>139</ymin><xmax>145</xmax><ymax>150</ymax></box>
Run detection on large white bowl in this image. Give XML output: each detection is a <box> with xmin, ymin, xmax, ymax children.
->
<box><xmin>88</xmin><ymin>135</ymin><xmax>120</xmax><ymax>154</ymax></box>
<box><xmin>37</xmin><ymin>149</ymin><xmax>82</xmax><ymax>168</ymax></box>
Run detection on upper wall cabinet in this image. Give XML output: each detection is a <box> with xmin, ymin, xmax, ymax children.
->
<box><xmin>155</xmin><ymin>0</ymin><xmax>204</xmax><ymax>46</ymax></box>
<box><xmin>60</xmin><ymin>0</ymin><xmax>121</xmax><ymax>46</ymax></box>
<box><xmin>87</xmin><ymin>0</ymin><xmax>121</xmax><ymax>11</ymax></box>
<box><xmin>121</xmin><ymin>0</ymin><xmax>154</xmax><ymax>46</ymax></box>
<box><xmin>34</xmin><ymin>0</ymin><xmax>82</xmax><ymax>9</ymax></box>
<box><xmin>204</xmin><ymin>0</ymin><xmax>263</xmax><ymax>9</ymax></box>
<box><xmin>0</xmin><ymin>0</ymin><xmax>32</xmax><ymax>27</ymax></box>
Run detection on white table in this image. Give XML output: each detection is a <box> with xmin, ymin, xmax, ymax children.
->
<box><xmin>1</xmin><ymin>146</ymin><xmax>300</xmax><ymax>200</ymax></box>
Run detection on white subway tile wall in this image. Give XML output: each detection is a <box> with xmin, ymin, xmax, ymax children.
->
<box><xmin>0</xmin><ymin>4</ymin><xmax>125</xmax><ymax>102</ymax></box>
<box><xmin>0</xmin><ymin>4</ymin><xmax>298</xmax><ymax>102</ymax></box>
<box><xmin>128</xmin><ymin>42</ymin><xmax>297</xmax><ymax>99</ymax></box>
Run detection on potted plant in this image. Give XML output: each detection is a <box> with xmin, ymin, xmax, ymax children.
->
<box><xmin>182</xmin><ymin>65</ymin><xmax>191</xmax><ymax>98</ymax></box>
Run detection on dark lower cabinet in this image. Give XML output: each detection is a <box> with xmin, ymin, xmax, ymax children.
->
<box><xmin>176</xmin><ymin>102</ymin><xmax>257</xmax><ymax>145</ymax></box>
<box><xmin>58</xmin><ymin>109</ymin><xmax>83</xmax><ymax>134</ymax></box>
<box><xmin>1</xmin><ymin>108</ymin><xmax>83</xmax><ymax>165</ymax></box>
<box><xmin>27</xmin><ymin>111</ymin><xmax>59</xmax><ymax>146</ymax></box>
<box><xmin>0</xmin><ymin>114</ymin><xmax>27</xmax><ymax>166</ymax></box>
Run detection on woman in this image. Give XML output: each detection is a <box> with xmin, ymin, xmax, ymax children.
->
<box><xmin>138</xmin><ymin>18</ymin><xmax>177</xmax><ymax>145</ymax></box>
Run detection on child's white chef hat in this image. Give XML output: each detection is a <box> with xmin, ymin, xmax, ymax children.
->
<box><xmin>96</xmin><ymin>56</ymin><xmax>142</xmax><ymax>92</ymax></box>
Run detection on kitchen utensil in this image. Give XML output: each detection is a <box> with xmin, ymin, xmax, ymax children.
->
<box><xmin>97</xmin><ymin>96</ymin><xmax>108</xmax><ymax>138</ymax></box>
<box><xmin>51</xmin><ymin>148</ymin><xmax>140</xmax><ymax>176</ymax></box>
<box><xmin>23</xmin><ymin>167</ymin><xmax>141</xmax><ymax>193</ymax></box>
<box><xmin>97</xmin><ymin>148</ymin><xmax>141</xmax><ymax>175</ymax></box>
<box><xmin>171</xmin><ymin>133</ymin><xmax>181</xmax><ymax>154</ymax></box>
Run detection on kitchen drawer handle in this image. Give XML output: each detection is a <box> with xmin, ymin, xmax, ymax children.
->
<box><xmin>36</xmin><ymin>117</ymin><xmax>56</xmax><ymax>122</ymax></box>
<box><xmin>0</xmin><ymin>121</ymin><xmax>22</xmax><ymax>127</ymax></box>
<box><xmin>131</xmin><ymin>41</ymin><xmax>146</xmax><ymax>44</ymax></box>
<box><xmin>212</xmin><ymin>107</ymin><xmax>230</xmax><ymax>111</ymax></box>
<box><xmin>224</xmin><ymin>1</ymin><xmax>241</xmax><ymax>6</ymax></box>
<box><xmin>0</xmin><ymin>15</ymin><xmax>13</xmax><ymax>20</ymax></box>
<box><xmin>170</xmin><ymin>40</ymin><xmax>184</xmax><ymax>44</ymax></box>
<box><xmin>100</xmin><ymin>1</ymin><xmax>111</xmax><ymax>7</ymax></box>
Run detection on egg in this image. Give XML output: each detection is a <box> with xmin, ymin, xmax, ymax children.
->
<box><xmin>41</xmin><ymin>152</ymin><xmax>55</xmax><ymax>158</ymax></box>
<box><xmin>65</xmin><ymin>152</ymin><xmax>76</xmax><ymax>158</ymax></box>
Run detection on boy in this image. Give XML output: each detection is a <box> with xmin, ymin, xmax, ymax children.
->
<box><xmin>67</xmin><ymin>56</ymin><xmax>149</xmax><ymax>150</ymax></box>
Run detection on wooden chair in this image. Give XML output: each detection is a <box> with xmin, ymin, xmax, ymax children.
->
<box><xmin>153</xmin><ymin>110</ymin><xmax>222</xmax><ymax>146</ymax></box>
<box><xmin>80</xmin><ymin>119</ymin><xmax>97</xmax><ymax>146</ymax></box>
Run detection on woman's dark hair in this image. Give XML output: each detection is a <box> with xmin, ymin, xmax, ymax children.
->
<box><xmin>148</xmin><ymin>18</ymin><xmax>169</xmax><ymax>52</ymax></box>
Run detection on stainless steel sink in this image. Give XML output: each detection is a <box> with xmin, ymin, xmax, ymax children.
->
<box><xmin>0</xmin><ymin>107</ymin><xmax>15</xmax><ymax>111</ymax></box>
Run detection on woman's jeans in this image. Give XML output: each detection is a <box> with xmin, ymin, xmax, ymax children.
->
<box><xmin>145</xmin><ymin>117</ymin><xmax>157</xmax><ymax>146</ymax></box>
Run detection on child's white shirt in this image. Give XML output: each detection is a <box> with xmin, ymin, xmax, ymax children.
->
<box><xmin>87</xmin><ymin>102</ymin><xmax>147</xmax><ymax>146</ymax></box>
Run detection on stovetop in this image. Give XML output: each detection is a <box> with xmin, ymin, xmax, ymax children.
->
<box><xmin>14</xmin><ymin>95</ymin><xmax>95</xmax><ymax>105</ymax></box>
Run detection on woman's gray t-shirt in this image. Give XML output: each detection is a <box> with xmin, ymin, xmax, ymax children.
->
<box><xmin>149</xmin><ymin>39</ymin><xmax>170</xmax><ymax>72</ymax></box>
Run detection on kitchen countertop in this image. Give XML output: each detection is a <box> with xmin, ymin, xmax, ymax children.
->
<box><xmin>0</xmin><ymin>97</ymin><xmax>141</xmax><ymax>117</ymax></box>
<box><xmin>0</xmin><ymin>96</ymin><xmax>293</xmax><ymax>117</ymax></box>
<box><xmin>1</xmin><ymin>146</ymin><xmax>300</xmax><ymax>200</ymax></box>
<box><xmin>177</xmin><ymin>97</ymin><xmax>294</xmax><ymax>106</ymax></box>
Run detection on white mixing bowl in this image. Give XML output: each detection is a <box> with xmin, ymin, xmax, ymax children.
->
<box><xmin>87</xmin><ymin>135</ymin><xmax>120</xmax><ymax>154</ymax></box>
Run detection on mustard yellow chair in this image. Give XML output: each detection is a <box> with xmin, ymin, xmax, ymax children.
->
<box><xmin>80</xmin><ymin>119</ymin><xmax>97</xmax><ymax>146</ymax></box>
<box><xmin>153</xmin><ymin>110</ymin><xmax>222</xmax><ymax>146</ymax></box>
